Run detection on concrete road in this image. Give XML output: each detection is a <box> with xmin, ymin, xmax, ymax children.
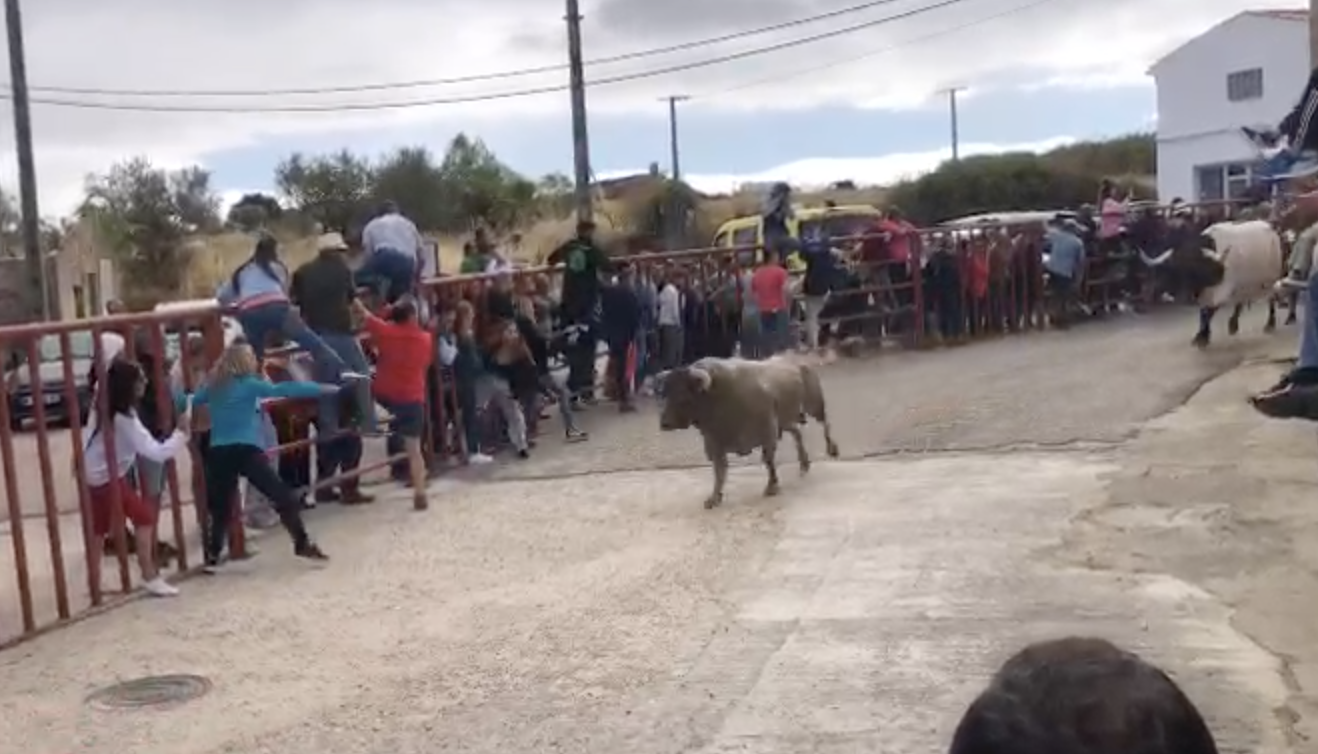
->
<box><xmin>0</xmin><ymin>308</ymin><xmax>1309</xmax><ymax>753</ymax></box>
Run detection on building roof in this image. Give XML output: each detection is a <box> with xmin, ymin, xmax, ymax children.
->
<box><xmin>1245</xmin><ymin>9</ymin><xmax>1306</xmax><ymax>21</ymax></box>
<box><xmin>1149</xmin><ymin>10</ymin><xmax>1306</xmax><ymax>76</ymax></box>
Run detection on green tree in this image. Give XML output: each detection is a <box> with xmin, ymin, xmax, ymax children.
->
<box><xmin>370</xmin><ymin>146</ymin><xmax>447</xmax><ymax>229</ymax></box>
<box><xmin>274</xmin><ymin>149</ymin><xmax>374</xmax><ymax>233</ymax></box>
<box><xmin>886</xmin><ymin>134</ymin><xmax>1155</xmax><ymax>225</ymax></box>
<box><xmin>80</xmin><ymin>157</ymin><xmax>220</xmax><ymax>295</ymax></box>
<box><xmin>226</xmin><ymin>192</ymin><xmax>283</xmax><ymax>231</ymax></box>
<box><xmin>536</xmin><ymin>172</ymin><xmax>575</xmax><ymax>219</ymax></box>
<box><xmin>435</xmin><ymin>134</ymin><xmax>536</xmax><ymax>232</ymax></box>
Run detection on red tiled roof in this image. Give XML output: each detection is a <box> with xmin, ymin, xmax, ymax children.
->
<box><xmin>1247</xmin><ymin>9</ymin><xmax>1307</xmax><ymax>21</ymax></box>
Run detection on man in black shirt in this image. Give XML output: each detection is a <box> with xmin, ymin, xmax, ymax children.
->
<box><xmin>547</xmin><ymin>220</ymin><xmax>612</xmax><ymax>401</ymax></box>
<box><xmin>291</xmin><ymin>231</ymin><xmax>376</xmax><ymax>503</ymax></box>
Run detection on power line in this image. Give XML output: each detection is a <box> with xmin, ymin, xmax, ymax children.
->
<box><xmin>0</xmin><ymin>0</ymin><xmax>974</xmax><ymax>113</ymax></box>
<box><xmin>700</xmin><ymin>0</ymin><xmax>1067</xmax><ymax>98</ymax></box>
<box><xmin>16</xmin><ymin>0</ymin><xmax>926</xmax><ymax>98</ymax></box>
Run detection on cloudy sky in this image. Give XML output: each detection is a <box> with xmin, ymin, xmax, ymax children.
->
<box><xmin>0</xmin><ymin>0</ymin><xmax>1303</xmax><ymax>215</ymax></box>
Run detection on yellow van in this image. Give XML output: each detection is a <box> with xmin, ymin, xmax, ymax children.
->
<box><xmin>711</xmin><ymin>204</ymin><xmax>883</xmax><ymax>272</ymax></box>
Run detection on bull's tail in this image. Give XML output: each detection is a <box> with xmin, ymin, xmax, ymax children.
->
<box><xmin>799</xmin><ymin>365</ymin><xmax>839</xmax><ymax>458</ymax></box>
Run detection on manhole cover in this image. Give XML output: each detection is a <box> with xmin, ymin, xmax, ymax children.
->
<box><xmin>86</xmin><ymin>674</ymin><xmax>212</xmax><ymax>710</ymax></box>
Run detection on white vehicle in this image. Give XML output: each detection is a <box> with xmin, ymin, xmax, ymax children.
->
<box><xmin>152</xmin><ymin>299</ymin><xmax>243</xmax><ymax>347</ymax></box>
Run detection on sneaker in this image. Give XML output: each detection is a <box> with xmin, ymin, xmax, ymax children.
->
<box><xmin>516</xmin><ymin>448</ymin><xmax>530</xmax><ymax>460</ymax></box>
<box><xmin>143</xmin><ymin>577</ymin><xmax>179</xmax><ymax>597</ymax></box>
<box><xmin>468</xmin><ymin>452</ymin><xmax>494</xmax><ymax>465</ymax></box>
<box><xmin>295</xmin><ymin>542</ymin><xmax>329</xmax><ymax>561</ymax></box>
<box><xmin>201</xmin><ymin>557</ymin><xmax>222</xmax><ymax>575</ymax></box>
<box><xmin>1250</xmin><ymin>382</ymin><xmax>1318</xmax><ymax>420</ymax></box>
<box><xmin>565</xmin><ymin>428</ymin><xmax>588</xmax><ymax>443</ymax></box>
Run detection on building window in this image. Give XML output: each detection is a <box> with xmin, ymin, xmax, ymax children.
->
<box><xmin>1195</xmin><ymin>162</ymin><xmax>1254</xmax><ymax>202</ymax></box>
<box><xmin>1226</xmin><ymin>68</ymin><xmax>1263</xmax><ymax>101</ymax></box>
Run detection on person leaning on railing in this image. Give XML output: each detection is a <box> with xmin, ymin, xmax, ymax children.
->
<box><xmin>83</xmin><ymin>359</ymin><xmax>190</xmax><ymax>598</ymax></box>
<box><xmin>352</xmin><ymin>297</ymin><xmax>434</xmax><ymax>511</ymax></box>
<box><xmin>437</xmin><ymin>302</ymin><xmax>495</xmax><ymax>465</ymax></box>
<box><xmin>190</xmin><ymin>342</ymin><xmax>335</xmax><ymax>572</ymax></box>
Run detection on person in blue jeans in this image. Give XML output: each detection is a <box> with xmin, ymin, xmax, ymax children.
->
<box><xmin>358</xmin><ymin>200</ymin><xmax>423</xmax><ymax>304</ymax></box>
<box><xmin>290</xmin><ymin>232</ymin><xmax>378</xmax><ymax>439</ymax></box>
<box><xmin>216</xmin><ymin>235</ymin><xmax>366</xmax><ymax>385</ymax></box>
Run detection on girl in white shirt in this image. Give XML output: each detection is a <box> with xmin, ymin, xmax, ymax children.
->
<box><xmin>84</xmin><ymin>359</ymin><xmax>190</xmax><ymax>597</ymax></box>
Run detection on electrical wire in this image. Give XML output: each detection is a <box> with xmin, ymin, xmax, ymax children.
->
<box><xmin>1</xmin><ymin>0</ymin><xmax>974</xmax><ymax>113</ymax></box>
<box><xmin>19</xmin><ymin>0</ymin><xmax>931</xmax><ymax>98</ymax></box>
<box><xmin>700</xmin><ymin>0</ymin><xmax>1067</xmax><ymax>98</ymax></box>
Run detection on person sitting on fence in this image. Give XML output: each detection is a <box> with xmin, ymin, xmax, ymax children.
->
<box><xmin>217</xmin><ymin>234</ymin><xmax>367</xmax><ymax>385</ymax></box>
<box><xmin>359</xmin><ymin>200</ymin><xmax>425</xmax><ymax>303</ymax></box>
<box><xmin>83</xmin><ymin>358</ymin><xmax>190</xmax><ymax>598</ymax></box>
<box><xmin>353</xmin><ymin>297</ymin><xmax>434</xmax><ymax>511</ymax></box>
<box><xmin>1243</xmin><ymin>66</ymin><xmax>1318</xmax><ymax>182</ymax></box>
<box><xmin>191</xmin><ymin>342</ymin><xmax>335</xmax><ymax>571</ymax></box>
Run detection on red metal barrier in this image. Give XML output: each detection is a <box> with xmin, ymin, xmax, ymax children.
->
<box><xmin>0</xmin><ymin>197</ymin><xmax>1279</xmax><ymax>648</ymax></box>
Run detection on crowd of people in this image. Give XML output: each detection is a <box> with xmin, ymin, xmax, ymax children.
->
<box><xmin>74</xmin><ymin>189</ymin><xmax>1283</xmax><ymax>598</ymax></box>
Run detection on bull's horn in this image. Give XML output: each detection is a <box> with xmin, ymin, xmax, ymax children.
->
<box><xmin>1140</xmin><ymin>248</ymin><xmax>1173</xmax><ymax>266</ymax></box>
<box><xmin>689</xmin><ymin>366</ymin><xmax>713</xmax><ymax>391</ymax></box>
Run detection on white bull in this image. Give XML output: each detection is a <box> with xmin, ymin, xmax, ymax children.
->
<box><xmin>1140</xmin><ymin>219</ymin><xmax>1283</xmax><ymax>347</ymax></box>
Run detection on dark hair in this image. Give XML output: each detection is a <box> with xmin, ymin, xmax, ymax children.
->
<box><xmin>105</xmin><ymin>359</ymin><xmax>143</xmax><ymax>416</ymax></box>
<box><xmin>380</xmin><ymin>200</ymin><xmax>399</xmax><ymax>216</ymax></box>
<box><xmin>230</xmin><ymin>234</ymin><xmax>284</xmax><ymax>297</ymax></box>
<box><xmin>389</xmin><ymin>299</ymin><xmax>417</xmax><ymax>324</ymax></box>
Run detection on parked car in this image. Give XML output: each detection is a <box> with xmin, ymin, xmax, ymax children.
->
<box><xmin>5</xmin><ymin>331</ymin><xmax>94</xmax><ymax>430</ymax></box>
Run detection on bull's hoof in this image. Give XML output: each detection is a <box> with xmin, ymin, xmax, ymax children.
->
<box><xmin>1227</xmin><ymin>319</ymin><xmax>1240</xmax><ymax>336</ymax></box>
<box><xmin>763</xmin><ymin>481</ymin><xmax>780</xmax><ymax>497</ymax></box>
<box><xmin>1191</xmin><ymin>333</ymin><xmax>1210</xmax><ymax>349</ymax></box>
<box><xmin>825</xmin><ymin>440</ymin><xmax>840</xmax><ymax>458</ymax></box>
<box><xmin>799</xmin><ymin>458</ymin><xmax>811</xmax><ymax>475</ymax></box>
<box><xmin>703</xmin><ymin>494</ymin><xmax>723</xmax><ymax>510</ymax></box>
<box><xmin>1264</xmin><ymin>321</ymin><xmax>1277</xmax><ymax>333</ymax></box>
<box><xmin>1286</xmin><ymin>313</ymin><xmax>1298</xmax><ymax>326</ymax></box>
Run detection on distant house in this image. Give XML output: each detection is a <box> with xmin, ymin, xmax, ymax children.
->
<box><xmin>1150</xmin><ymin>9</ymin><xmax>1309</xmax><ymax>202</ymax></box>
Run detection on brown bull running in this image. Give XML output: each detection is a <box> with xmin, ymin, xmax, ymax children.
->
<box><xmin>658</xmin><ymin>355</ymin><xmax>840</xmax><ymax>509</ymax></box>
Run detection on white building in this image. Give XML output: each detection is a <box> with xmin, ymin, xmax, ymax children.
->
<box><xmin>1150</xmin><ymin>9</ymin><xmax>1309</xmax><ymax>202</ymax></box>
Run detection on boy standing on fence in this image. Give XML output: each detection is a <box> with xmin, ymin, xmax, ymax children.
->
<box><xmin>352</xmin><ymin>297</ymin><xmax>434</xmax><ymax>510</ymax></box>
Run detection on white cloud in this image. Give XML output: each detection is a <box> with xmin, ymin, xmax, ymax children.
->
<box><xmin>603</xmin><ymin>135</ymin><xmax>1076</xmax><ymax>194</ymax></box>
<box><xmin>0</xmin><ymin>0</ymin><xmax>1298</xmax><ymax>216</ymax></box>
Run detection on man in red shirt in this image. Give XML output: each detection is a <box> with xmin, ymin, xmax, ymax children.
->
<box><xmin>352</xmin><ymin>297</ymin><xmax>435</xmax><ymax>510</ymax></box>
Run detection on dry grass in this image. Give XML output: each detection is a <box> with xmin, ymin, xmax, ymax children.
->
<box><xmin>179</xmin><ymin>187</ymin><xmax>889</xmax><ymax>296</ymax></box>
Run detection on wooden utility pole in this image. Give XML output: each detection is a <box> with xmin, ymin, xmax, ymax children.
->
<box><xmin>4</xmin><ymin>0</ymin><xmax>48</xmax><ymax>320</ymax></box>
<box><xmin>660</xmin><ymin>95</ymin><xmax>689</xmax><ymax>182</ymax></box>
<box><xmin>940</xmin><ymin>86</ymin><xmax>964</xmax><ymax>162</ymax></box>
<box><xmin>1310</xmin><ymin>0</ymin><xmax>1318</xmax><ymax>69</ymax></box>
<box><xmin>564</xmin><ymin>0</ymin><xmax>593</xmax><ymax>224</ymax></box>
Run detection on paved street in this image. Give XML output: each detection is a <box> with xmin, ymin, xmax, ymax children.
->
<box><xmin>0</xmin><ymin>308</ymin><xmax>1313</xmax><ymax>753</ymax></box>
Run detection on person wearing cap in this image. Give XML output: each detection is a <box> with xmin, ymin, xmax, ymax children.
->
<box><xmin>359</xmin><ymin>200</ymin><xmax>425</xmax><ymax>304</ymax></box>
<box><xmin>290</xmin><ymin>231</ymin><xmax>378</xmax><ymax>503</ymax></box>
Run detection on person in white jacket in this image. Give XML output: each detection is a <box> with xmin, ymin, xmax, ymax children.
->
<box><xmin>84</xmin><ymin>359</ymin><xmax>190</xmax><ymax>597</ymax></box>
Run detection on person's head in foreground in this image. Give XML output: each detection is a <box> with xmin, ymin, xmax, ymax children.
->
<box><xmin>947</xmin><ymin>636</ymin><xmax>1218</xmax><ymax>754</ymax></box>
